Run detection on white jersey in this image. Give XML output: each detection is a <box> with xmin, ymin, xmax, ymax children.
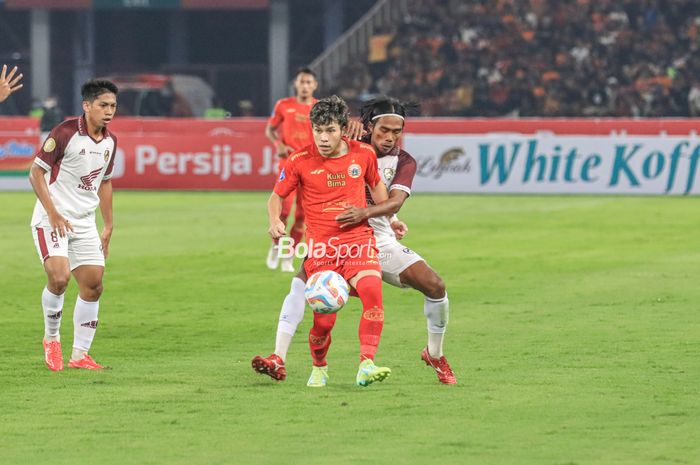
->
<box><xmin>367</xmin><ymin>145</ymin><xmax>417</xmax><ymax>244</ymax></box>
<box><xmin>31</xmin><ymin>116</ymin><xmax>117</xmax><ymax>230</ymax></box>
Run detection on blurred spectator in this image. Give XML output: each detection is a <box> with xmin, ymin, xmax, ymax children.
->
<box><xmin>329</xmin><ymin>0</ymin><xmax>700</xmax><ymax>117</ymax></box>
<box><xmin>40</xmin><ymin>96</ymin><xmax>65</xmax><ymax>133</ymax></box>
<box><xmin>237</xmin><ymin>99</ymin><xmax>255</xmax><ymax>117</ymax></box>
<box><xmin>204</xmin><ymin>97</ymin><xmax>230</xmax><ymax>119</ymax></box>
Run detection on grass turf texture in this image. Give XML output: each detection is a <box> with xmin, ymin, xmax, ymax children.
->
<box><xmin>1</xmin><ymin>191</ymin><xmax>698</xmax><ymax>465</ymax></box>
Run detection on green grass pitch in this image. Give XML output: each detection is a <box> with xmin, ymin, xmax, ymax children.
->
<box><xmin>1</xmin><ymin>191</ymin><xmax>698</xmax><ymax>465</ymax></box>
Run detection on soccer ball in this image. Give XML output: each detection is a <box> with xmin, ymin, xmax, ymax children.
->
<box><xmin>304</xmin><ymin>270</ymin><xmax>350</xmax><ymax>314</ymax></box>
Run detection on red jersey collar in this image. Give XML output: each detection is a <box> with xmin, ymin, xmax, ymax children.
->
<box><xmin>78</xmin><ymin>115</ymin><xmax>110</xmax><ymax>139</ymax></box>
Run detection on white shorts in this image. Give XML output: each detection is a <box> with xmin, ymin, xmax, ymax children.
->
<box><xmin>32</xmin><ymin>224</ymin><xmax>105</xmax><ymax>271</ymax></box>
<box><xmin>377</xmin><ymin>240</ymin><xmax>424</xmax><ymax>288</ymax></box>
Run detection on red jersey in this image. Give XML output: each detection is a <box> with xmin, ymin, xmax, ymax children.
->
<box><xmin>274</xmin><ymin>138</ymin><xmax>381</xmax><ymax>243</ymax></box>
<box><xmin>267</xmin><ymin>97</ymin><xmax>316</xmax><ymax>152</ymax></box>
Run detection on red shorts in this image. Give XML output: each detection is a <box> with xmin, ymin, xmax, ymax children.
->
<box><xmin>303</xmin><ymin>235</ymin><xmax>381</xmax><ymax>283</ymax></box>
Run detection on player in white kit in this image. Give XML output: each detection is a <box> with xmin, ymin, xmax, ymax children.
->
<box><xmin>29</xmin><ymin>79</ymin><xmax>118</xmax><ymax>371</ymax></box>
<box><xmin>252</xmin><ymin>97</ymin><xmax>456</xmax><ymax>384</ymax></box>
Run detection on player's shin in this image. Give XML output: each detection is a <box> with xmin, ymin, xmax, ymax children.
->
<box><xmin>42</xmin><ymin>286</ymin><xmax>64</xmax><ymax>341</ymax></box>
<box><xmin>355</xmin><ymin>275</ymin><xmax>384</xmax><ymax>361</ymax></box>
<box><xmin>424</xmin><ymin>293</ymin><xmax>449</xmax><ymax>358</ymax></box>
<box><xmin>309</xmin><ymin>313</ymin><xmax>336</xmax><ymax>366</ymax></box>
<box><xmin>72</xmin><ymin>296</ymin><xmax>99</xmax><ymax>360</ymax></box>
<box><xmin>274</xmin><ymin>277</ymin><xmax>306</xmax><ymax>360</ymax></box>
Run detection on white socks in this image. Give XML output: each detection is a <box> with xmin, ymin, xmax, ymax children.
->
<box><xmin>42</xmin><ymin>287</ymin><xmax>64</xmax><ymax>341</ymax></box>
<box><xmin>424</xmin><ymin>293</ymin><xmax>449</xmax><ymax>358</ymax></box>
<box><xmin>73</xmin><ymin>296</ymin><xmax>99</xmax><ymax>357</ymax></box>
<box><xmin>274</xmin><ymin>277</ymin><xmax>307</xmax><ymax>360</ymax></box>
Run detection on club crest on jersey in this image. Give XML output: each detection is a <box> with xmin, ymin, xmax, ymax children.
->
<box><xmin>279</xmin><ymin>169</ymin><xmax>286</xmax><ymax>181</ymax></box>
<box><xmin>104</xmin><ymin>150</ymin><xmax>110</xmax><ymax>161</ymax></box>
<box><xmin>348</xmin><ymin>163</ymin><xmax>362</xmax><ymax>178</ymax></box>
<box><xmin>383</xmin><ymin>167</ymin><xmax>395</xmax><ymax>181</ymax></box>
<box><xmin>43</xmin><ymin>138</ymin><xmax>56</xmax><ymax>153</ymax></box>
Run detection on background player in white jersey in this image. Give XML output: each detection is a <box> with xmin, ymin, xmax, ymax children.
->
<box><xmin>29</xmin><ymin>79</ymin><xmax>118</xmax><ymax>372</ymax></box>
<box><xmin>252</xmin><ymin>97</ymin><xmax>456</xmax><ymax>384</ymax></box>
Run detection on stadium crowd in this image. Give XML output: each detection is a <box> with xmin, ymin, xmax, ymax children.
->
<box><xmin>331</xmin><ymin>0</ymin><xmax>700</xmax><ymax>117</ymax></box>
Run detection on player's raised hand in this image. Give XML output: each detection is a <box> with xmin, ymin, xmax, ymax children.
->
<box><xmin>48</xmin><ymin>210</ymin><xmax>73</xmax><ymax>238</ymax></box>
<box><xmin>268</xmin><ymin>219</ymin><xmax>287</xmax><ymax>239</ymax></box>
<box><xmin>336</xmin><ymin>205</ymin><xmax>369</xmax><ymax>227</ymax></box>
<box><xmin>100</xmin><ymin>227</ymin><xmax>112</xmax><ymax>258</ymax></box>
<box><xmin>0</xmin><ymin>65</ymin><xmax>23</xmax><ymax>103</ymax></box>
<box><xmin>345</xmin><ymin>120</ymin><xmax>365</xmax><ymax>140</ymax></box>
<box><xmin>390</xmin><ymin>220</ymin><xmax>408</xmax><ymax>239</ymax></box>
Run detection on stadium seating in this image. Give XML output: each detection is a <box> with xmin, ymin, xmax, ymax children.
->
<box><xmin>329</xmin><ymin>0</ymin><xmax>700</xmax><ymax>117</ymax></box>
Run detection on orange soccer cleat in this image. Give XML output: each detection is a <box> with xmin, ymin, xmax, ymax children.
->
<box><xmin>421</xmin><ymin>347</ymin><xmax>457</xmax><ymax>385</ymax></box>
<box><xmin>251</xmin><ymin>354</ymin><xmax>287</xmax><ymax>381</ymax></box>
<box><xmin>68</xmin><ymin>354</ymin><xmax>104</xmax><ymax>370</ymax></box>
<box><xmin>43</xmin><ymin>339</ymin><xmax>64</xmax><ymax>372</ymax></box>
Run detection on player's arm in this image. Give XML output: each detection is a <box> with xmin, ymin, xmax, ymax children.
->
<box><xmin>28</xmin><ymin>163</ymin><xmax>73</xmax><ymax>237</ymax></box>
<box><xmin>97</xmin><ymin>179</ymin><xmax>113</xmax><ymax>258</ymax></box>
<box><xmin>267</xmin><ymin>192</ymin><xmax>287</xmax><ymax>239</ymax></box>
<box><xmin>265</xmin><ymin>122</ymin><xmax>290</xmax><ymax>158</ymax></box>
<box><xmin>0</xmin><ymin>64</ymin><xmax>23</xmax><ymax>103</ymax></box>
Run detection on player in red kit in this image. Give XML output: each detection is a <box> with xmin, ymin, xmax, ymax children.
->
<box><xmin>267</xmin><ymin>96</ymin><xmax>392</xmax><ymax>387</ymax></box>
<box><xmin>264</xmin><ymin>68</ymin><xmax>318</xmax><ymax>272</ymax></box>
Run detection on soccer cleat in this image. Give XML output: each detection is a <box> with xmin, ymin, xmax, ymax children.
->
<box><xmin>68</xmin><ymin>354</ymin><xmax>104</xmax><ymax>370</ymax></box>
<box><xmin>251</xmin><ymin>354</ymin><xmax>287</xmax><ymax>381</ymax></box>
<box><xmin>266</xmin><ymin>244</ymin><xmax>280</xmax><ymax>270</ymax></box>
<box><xmin>306</xmin><ymin>365</ymin><xmax>329</xmax><ymax>387</ymax></box>
<box><xmin>421</xmin><ymin>347</ymin><xmax>457</xmax><ymax>385</ymax></box>
<box><xmin>43</xmin><ymin>339</ymin><xmax>64</xmax><ymax>372</ymax></box>
<box><xmin>280</xmin><ymin>257</ymin><xmax>295</xmax><ymax>273</ymax></box>
<box><xmin>355</xmin><ymin>359</ymin><xmax>391</xmax><ymax>387</ymax></box>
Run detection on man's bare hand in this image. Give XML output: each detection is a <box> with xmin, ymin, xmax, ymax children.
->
<box><xmin>48</xmin><ymin>210</ymin><xmax>73</xmax><ymax>238</ymax></box>
<box><xmin>0</xmin><ymin>65</ymin><xmax>23</xmax><ymax>103</ymax></box>
<box><xmin>268</xmin><ymin>219</ymin><xmax>287</xmax><ymax>239</ymax></box>
<box><xmin>336</xmin><ymin>205</ymin><xmax>369</xmax><ymax>227</ymax></box>
<box><xmin>391</xmin><ymin>220</ymin><xmax>408</xmax><ymax>239</ymax></box>
<box><xmin>345</xmin><ymin>120</ymin><xmax>365</xmax><ymax>140</ymax></box>
<box><xmin>100</xmin><ymin>227</ymin><xmax>112</xmax><ymax>258</ymax></box>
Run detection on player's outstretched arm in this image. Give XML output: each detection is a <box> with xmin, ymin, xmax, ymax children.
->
<box><xmin>98</xmin><ymin>179</ymin><xmax>114</xmax><ymax>258</ymax></box>
<box><xmin>28</xmin><ymin>164</ymin><xmax>73</xmax><ymax>237</ymax></box>
<box><xmin>0</xmin><ymin>65</ymin><xmax>23</xmax><ymax>103</ymax></box>
<box><xmin>265</xmin><ymin>123</ymin><xmax>290</xmax><ymax>158</ymax></box>
<box><xmin>337</xmin><ymin>186</ymin><xmax>407</xmax><ymax>227</ymax></box>
<box><xmin>267</xmin><ymin>192</ymin><xmax>287</xmax><ymax>239</ymax></box>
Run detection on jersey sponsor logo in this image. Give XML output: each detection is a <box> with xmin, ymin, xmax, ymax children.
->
<box><xmin>43</xmin><ymin>138</ymin><xmax>56</xmax><ymax>152</ymax></box>
<box><xmin>104</xmin><ymin>149</ymin><xmax>110</xmax><ymax>161</ymax></box>
<box><xmin>310</xmin><ymin>169</ymin><xmax>325</xmax><ymax>175</ymax></box>
<box><xmin>279</xmin><ymin>169</ymin><xmax>286</xmax><ymax>181</ymax></box>
<box><xmin>327</xmin><ymin>172</ymin><xmax>346</xmax><ymax>187</ymax></box>
<box><xmin>348</xmin><ymin>163</ymin><xmax>362</xmax><ymax>178</ymax></box>
<box><xmin>78</xmin><ymin>167</ymin><xmax>103</xmax><ymax>191</ymax></box>
<box><xmin>402</xmin><ymin>247</ymin><xmax>415</xmax><ymax>255</ymax></box>
<box><xmin>286</xmin><ymin>108</ymin><xmax>296</xmax><ymax>113</ymax></box>
<box><xmin>362</xmin><ymin>307</ymin><xmax>384</xmax><ymax>322</ymax></box>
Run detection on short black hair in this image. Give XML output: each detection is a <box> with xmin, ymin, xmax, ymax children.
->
<box><xmin>295</xmin><ymin>67</ymin><xmax>317</xmax><ymax>79</ymax></box>
<box><xmin>310</xmin><ymin>95</ymin><xmax>349</xmax><ymax>129</ymax></box>
<box><xmin>81</xmin><ymin>79</ymin><xmax>118</xmax><ymax>102</ymax></box>
<box><xmin>359</xmin><ymin>96</ymin><xmax>419</xmax><ymax>130</ymax></box>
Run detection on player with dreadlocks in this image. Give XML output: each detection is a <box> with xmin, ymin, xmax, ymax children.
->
<box><xmin>252</xmin><ymin>96</ymin><xmax>457</xmax><ymax>385</ymax></box>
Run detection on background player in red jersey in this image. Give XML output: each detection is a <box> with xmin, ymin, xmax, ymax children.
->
<box><xmin>264</xmin><ymin>68</ymin><xmax>318</xmax><ymax>272</ymax></box>
<box><xmin>266</xmin><ymin>95</ymin><xmax>392</xmax><ymax>387</ymax></box>
<box><xmin>28</xmin><ymin>80</ymin><xmax>118</xmax><ymax>371</ymax></box>
<box><xmin>252</xmin><ymin>97</ymin><xmax>456</xmax><ymax>385</ymax></box>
